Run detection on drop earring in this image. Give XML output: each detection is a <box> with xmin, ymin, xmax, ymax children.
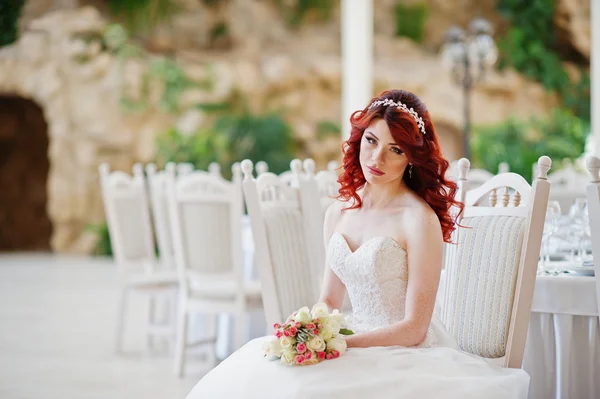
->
<box><xmin>409</xmin><ymin>164</ymin><xmax>413</xmax><ymax>178</ymax></box>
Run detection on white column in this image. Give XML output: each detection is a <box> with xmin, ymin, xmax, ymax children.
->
<box><xmin>592</xmin><ymin>0</ymin><xmax>600</xmax><ymax>156</ymax></box>
<box><xmin>341</xmin><ymin>0</ymin><xmax>373</xmax><ymax>139</ymax></box>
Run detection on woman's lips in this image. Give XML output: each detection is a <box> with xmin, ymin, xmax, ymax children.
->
<box><xmin>367</xmin><ymin>166</ymin><xmax>385</xmax><ymax>176</ymax></box>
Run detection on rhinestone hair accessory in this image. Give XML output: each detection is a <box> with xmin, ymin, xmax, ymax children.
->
<box><xmin>368</xmin><ymin>98</ymin><xmax>426</xmax><ymax>135</ymax></box>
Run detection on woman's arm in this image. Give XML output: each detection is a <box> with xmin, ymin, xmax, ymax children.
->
<box><xmin>345</xmin><ymin>210</ymin><xmax>444</xmax><ymax>348</ymax></box>
<box><xmin>317</xmin><ymin>202</ymin><xmax>347</xmax><ymax>312</ymax></box>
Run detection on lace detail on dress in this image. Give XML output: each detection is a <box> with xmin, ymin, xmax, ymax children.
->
<box><xmin>328</xmin><ymin>232</ymin><xmax>436</xmax><ymax>347</ymax></box>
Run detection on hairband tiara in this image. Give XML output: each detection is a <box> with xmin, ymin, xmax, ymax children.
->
<box><xmin>368</xmin><ymin>98</ymin><xmax>426</xmax><ymax>135</ymax></box>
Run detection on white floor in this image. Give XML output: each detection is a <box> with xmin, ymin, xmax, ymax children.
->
<box><xmin>0</xmin><ymin>253</ymin><xmax>205</xmax><ymax>399</ymax></box>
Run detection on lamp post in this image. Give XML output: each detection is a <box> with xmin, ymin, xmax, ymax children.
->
<box><xmin>440</xmin><ymin>18</ymin><xmax>498</xmax><ymax>160</ymax></box>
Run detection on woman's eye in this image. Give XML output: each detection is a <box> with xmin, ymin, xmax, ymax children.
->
<box><xmin>391</xmin><ymin>147</ymin><xmax>403</xmax><ymax>155</ymax></box>
<box><xmin>366</xmin><ymin>137</ymin><xmax>376</xmax><ymax>145</ymax></box>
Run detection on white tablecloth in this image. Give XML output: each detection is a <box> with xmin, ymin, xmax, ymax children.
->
<box><xmin>523</xmin><ymin>273</ymin><xmax>599</xmax><ymax>399</ymax></box>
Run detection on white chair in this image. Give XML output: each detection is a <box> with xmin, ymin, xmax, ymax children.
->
<box><xmin>303</xmin><ymin>159</ymin><xmax>340</xmax><ymax>212</ymax></box>
<box><xmin>441</xmin><ymin>156</ymin><xmax>552</xmax><ymax>368</ymax></box>
<box><xmin>241</xmin><ymin>159</ymin><xmax>320</xmax><ymax>328</ymax></box>
<box><xmin>146</xmin><ymin>162</ymin><xmax>226</xmax><ymax>269</ymax></box>
<box><xmin>98</xmin><ymin>163</ymin><xmax>178</xmax><ymax>353</ymax></box>
<box><xmin>166</xmin><ymin>163</ymin><xmax>262</xmax><ymax>376</ymax></box>
<box><xmin>146</xmin><ymin>164</ymin><xmax>176</xmax><ymax>272</ymax></box>
<box><xmin>545</xmin><ymin>160</ymin><xmax>590</xmax><ymax>213</ymax></box>
<box><xmin>586</xmin><ymin>156</ymin><xmax>600</xmax><ymax>314</ymax></box>
<box><xmin>255</xmin><ymin>160</ymin><xmax>303</xmax><ymax>187</ymax></box>
<box><xmin>447</xmin><ymin>160</ymin><xmax>496</xmax><ymax>189</ymax></box>
<box><xmin>256</xmin><ymin>161</ymin><xmax>269</xmax><ymax>176</ymax></box>
<box><xmin>176</xmin><ymin>162</ymin><xmax>194</xmax><ymax>176</ymax></box>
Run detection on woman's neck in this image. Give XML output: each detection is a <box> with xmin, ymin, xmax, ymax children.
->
<box><xmin>360</xmin><ymin>180</ymin><xmax>409</xmax><ymax>210</ymax></box>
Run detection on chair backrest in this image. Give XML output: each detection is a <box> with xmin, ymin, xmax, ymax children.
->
<box><xmin>98</xmin><ymin>163</ymin><xmax>156</xmax><ymax>274</ymax></box>
<box><xmin>165</xmin><ymin>163</ymin><xmax>244</xmax><ymax>292</ymax></box>
<box><xmin>176</xmin><ymin>162</ymin><xmax>194</xmax><ymax>176</ymax></box>
<box><xmin>146</xmin><ymin>164</ymin><xmax>175</xmax><ymax>269</ymax></box>
<box><xmin>146</xmin><ymin>162</ymin><xmax>231</xmax><ymax>268</ymax></box>
<box><xmin>241</xmin><ymin>159</ymin><xmax>320</xmax><ymax>327</ymax></box>
<box><xmin>585</xmin><ymin>156</ymin><xmax>600</xmax><ymax>315</ymax></box>
<box><xmin>441</xmin><ymin>156</ymin><xmax>551</xmax><ymax>369</ymax></box>
<box><xmin>303</xmin><ymin>159</ymin><xmax>340</xmax><ymax>212</ymax></box>
<box><xmin>447</xmin><ymin>160</ymin><xmax>495</xmax><ymax>188</ymax></box>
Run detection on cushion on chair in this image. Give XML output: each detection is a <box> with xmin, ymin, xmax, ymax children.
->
<box><xmin>442</xmin><ymin>215</ymin><xmax>526</xmax><ymax>358</ymax></box>
<box><xmin>262</xmin><ymin>206</ymin><xmax>320</xmax><ymax>321</ymax></box>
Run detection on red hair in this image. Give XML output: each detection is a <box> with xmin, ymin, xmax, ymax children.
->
<box><xmin>337</xmin><ymin>89</ymin><xmax>463</xmax><ymax>243</ymax></box>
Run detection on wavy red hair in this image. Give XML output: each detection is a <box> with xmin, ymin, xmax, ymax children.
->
<box><xmin>337</xmin><ymin>89</ymin><xmax>463</xmax><ymax>243</ymax></box>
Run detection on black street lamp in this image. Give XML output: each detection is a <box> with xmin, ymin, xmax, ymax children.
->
<box><xmin>441</xmin><ymin>18</ymin><xmax>498</xmax><ymax>160</ymax></box>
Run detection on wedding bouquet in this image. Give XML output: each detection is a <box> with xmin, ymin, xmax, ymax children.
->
<box><xmin>263</xmin><ymin>303</ymin><xmax>354</xmax><ymax>366</ymax></box>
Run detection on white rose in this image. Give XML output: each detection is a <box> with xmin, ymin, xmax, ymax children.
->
<box><xmin>306</xmin><ymin>336</ymin><xmax>326</xmax><ymax>353</ymax></box>
<box><xmin>310</xmin><ymin>302</ymin><xmax>329</xmax><ymax>319</ymax></box>
<box><xmin>319</xmin><ymin>327</ymin><xmax>334</xmax><ymax>341</ymax></box>
<box><xmin>279</xmin><ymin>336</ymin><xmax>296</xmax><ymax>350</ymax></box>
<box><xmin>329</xmin><ymin>309</ymin><xmax>347</xmax><ymax>327</ymax></box>
<box><xmin>280</xmin><ymin>350</ymin><xmax>296</xmax><ymax>365</ymax></box>
<box><xmin>294</xmin><ymin>306</ymin><xmax>312</xmax><ymax>324</ymax></box>
<box><xmin>326</xmin><ymin>337</ymin><xmax>347</xmax><ymax>355</ymax></box>
<box><xmin>262</xmin><ymin>337</ymin><xmax>282</xmax><ymax>358</ymax></box>
<box><xmin>323</xmin><ymin>319</ymin><xmax>341</xmax><ymax>334</ymax></box>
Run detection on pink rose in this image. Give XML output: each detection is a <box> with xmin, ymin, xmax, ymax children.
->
<box><xmin>295</xmin><ymin>355</ymin><xmax>305</xmax><ymax>364</ymax></box>
<box><xmin>283</xmin><ymin>330</ymin><xmax>290</xmax><ymax>337</ymax></box>
<box><xmin>289</xmin><ymin>327</ymin><xmax>298</xmax><ymax>335</ymax></box>
<box><xmin>317</xmin><ymin>351</ymin><xmax>326</xmax><ymax>360</ymax></box>
<box><xmin>306</xmin><ymin>323</ymin><xmax>315</xmax><ymax>330</ymax></box>
<box><xmin>273</xmin><ymin>323</ymin><xmax>281</xmax><ymax>329</ymax></box>
<box><xmin>275</xmin><ymin>330</ymin><xmax>282</xmax><ymax>338</ymax></box>
<box><xmin>295</xmin><ymin>322</ymin><xmax>302</xmax><ymax>329</ymax></box>
<box><xmin>333</xmin><ymin>350</ymin><xmax>340</xmax><ymax>358</ymax></box>
<box><xmin>296</xmin><ymin>343</ymin><xmax>307</xmax><ymax>353</ymax></box>
<box><xmin>326</xmin><ymin>353</ymin><xmax>333</xmax><ymax>360</ymax></box>
<box><xmin>313</xmin><ymin>329</ymin><xmax>319</xmax><ymax>335</ymax></box>
<box><xmin>304</xmin><ymin>351</ymin><xmax>312</xmax><ymax>360</ymax></box>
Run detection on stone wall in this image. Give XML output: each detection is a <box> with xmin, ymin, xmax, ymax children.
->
<box><xmin>0</xmin><ymin>3</ymin><xmax>568</xmax><ymax>253</ymax></box>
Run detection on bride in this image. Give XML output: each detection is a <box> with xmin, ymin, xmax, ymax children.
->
<box><xmin>185</xmin><ymin>89</ymin><xmax>530</xmax><ymax>398</ymax></box>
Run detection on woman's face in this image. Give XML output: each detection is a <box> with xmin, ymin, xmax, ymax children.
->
<box><xmin>359</xmin><ymin>118</ymin><xmax>409</xmax><ymax>185</ymax></box>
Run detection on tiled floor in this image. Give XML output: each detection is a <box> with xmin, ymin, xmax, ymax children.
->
<box><xmin>0</xmin><ymin>253</ymin><xmax>207</xmax><ymax>399</ymax></box>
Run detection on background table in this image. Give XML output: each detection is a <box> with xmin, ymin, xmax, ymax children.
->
<box><xmin>523</xmin><ymin>272</ymin><xmax>599</xmax><ymax>399</ymax></box>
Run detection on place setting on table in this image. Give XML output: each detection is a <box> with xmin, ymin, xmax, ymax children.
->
<box><xmin>537</xmin><ymin>198</ymin><xmax>594</xmax><ymax>277</ymax></box>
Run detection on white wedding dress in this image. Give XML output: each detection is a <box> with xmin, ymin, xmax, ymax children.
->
<box><xmin>186</xmin><ymin>232</ymin><xmax>529</xmax><ymax>399</ymax></box>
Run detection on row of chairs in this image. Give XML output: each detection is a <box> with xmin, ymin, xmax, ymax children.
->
<box><xmin>98</xmin><ymin>159</ymin><xmax>339</xmax><ymax>375</ymax></box>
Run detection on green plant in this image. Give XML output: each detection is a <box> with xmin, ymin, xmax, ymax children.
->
<box><xmin>147</xmin><ymin>58</ymin><xmax>201</xmax><ymax>112</ymax></box>
<box><xmin>274</xmin><ymin>0</ymin><xmax>335</xmax><ymax>27</ymax></box>
<box><xmin>107</xmin><ymin>0</ymin><xmax>178</xmax><ymax>35</ymax></box>
<box><xmin>87</xmin><ymin>223</ymin><xmax>113</xmax><ymax>256</ymax></box>
<box><xmin>471</xmin><ymin>108</ymin><xmax>587</xmax><ymax>182</ymax></box>
<box><xmin>213</xmin><ymin>112</ymin><xmax>296</xmax><ymax>173</ymax></box>
<box><xmin>496</xmin><ymin>0</ymin><xmax>590</xmax><ymax>123</ymax></box>
<box><xmin>156</xmin><ymin>110</ymin><xmax>296</xmax><ymax>179</ymax></box>
<box><xmin>316</xmin><ymin>120</ymin><xmax>341</xmax><ymax>140</ymax></box>
<box><xmin>156</xmin><ymin>126</ymin><xmax>227</xmax><ymax>173</ymax></box>
<box><xmin>95</xmin><ymin>24</ymin><xmax>213</xmax><ymax>113</ymax></box>
<box><xmin>0</xmin><ymin>0</ymin><xmax>24</xmax><ymax>47</ymax></box>
<box><xmin>394</xmin><ymin>3</ymin><xmax>429</xmax><ymax>43</ymax></box>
